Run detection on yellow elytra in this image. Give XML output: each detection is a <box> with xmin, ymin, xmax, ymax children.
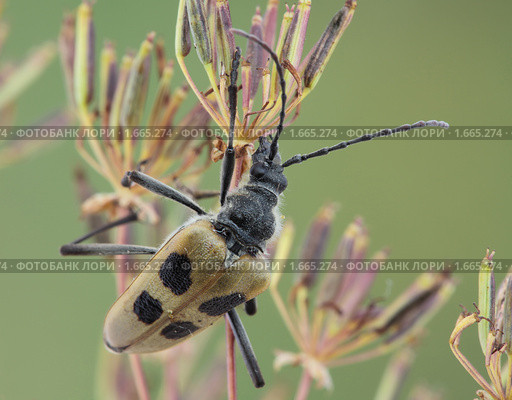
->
<box><xmin>104</xmin><ymin>218</ymin><xmax>271</xmax><ymax>353</ymax></box>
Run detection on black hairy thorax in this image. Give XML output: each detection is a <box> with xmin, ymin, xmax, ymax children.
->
<box><xmin>214</xmin><ymin>138</ymin><xmax>288</xmax><ymax>256</ymax></box>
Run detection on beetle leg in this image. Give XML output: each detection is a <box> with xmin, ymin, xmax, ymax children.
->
<box><xmin>245</xmin><ymin>298</ymin><xmax>257</xmax><ymax>316</ymax></box>
<box><xmin>219</xmin><ymin>47</ymin><xmax>241</xmax><ymax>206</ymax></box>
<box><xmin>66</xmin><ymin>211</ymin><xmax>138</xmax><ymax>245</ymax></box>
<box><xmin>60</xmin><ymin>243</ymin><xmax>157</xmax><ymax>256</ymax></box>
<box><xmin>127</xmin><ymin>170</ymin><xmax>207</xmax><ymax>215</ymax></box>
<box><xmin>227</xmin><ymin>309</ymin><xmax>265</xmax><ymax>388</ymax></box>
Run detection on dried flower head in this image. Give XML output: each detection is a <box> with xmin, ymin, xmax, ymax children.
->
<box><xmin>271</xmin><ymin>204</ymin><xmax>455</xmax><ymax>394</ymax></box>
<box><xmin>450</xmin><ymin>249</ymin><xmax>512</xmax><ymax>400</ymax></box>
<box><xmin>175</xmin><ymin>0</ymin><xmax>357</xmax><ymax>157</ymax></box>
<box><xmin>60</xmin><ymin>1</ymin><xmax>215</xmax><ymax>223</ymax></box>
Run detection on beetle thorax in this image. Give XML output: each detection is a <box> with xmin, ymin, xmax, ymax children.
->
<box><xmin>214</xmin><ymin>138</ymin><xmax>287</xmax><ymax>255</ymax></box>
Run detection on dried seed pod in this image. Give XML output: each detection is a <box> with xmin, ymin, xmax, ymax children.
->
<box><xmin>477</xmin><ymin>249</ymin><xmax>495</xmax><ymax>355</ymax></box>
<box><xmin>185</xmin><ymin>0</ymin><xmax>213</xmax><ymax>65</ymax></box>
<box><xmin>99</xmin><ymin>42</ymin><xmax>117</xmax><ymax>124</ymax></box>
<box><xmin>501</xmin><ymin>274</ymin><xmax>512</xmax><ymax>355</ymax></box>
<box><xmin>73</xmin><ymin>1</ymin><xmax>95</xmax><ymax>109</ymax></box>
<box><xmin>304</xmin><ymin>0</ymin><xmax>356</xmax><ymax>90</ymax></box>
<box><xmin>262</xmin><ymin>0</ymin><xmax>279</xmax><ymax>50</ymax></box>
<box><xmin>120</xmin><ymin>33</ymin><xmax>154</xmax><ymax>127</ymax></box>
<box><xmin>215</xmin><ymin>0</ymin><xmax>235</xmax><ymax>76</ymax></box>
<box><xmin>375</xmin><ymin>273</ymin><xmax>455</xmax><ymax>343</ymax></box>
<box><xmin>109</xmin><ymin>54</ymin><xmax>134</xmax><ymax>127</ymax></box>
<box><xmin>59</xmin><ymin>13</ymin><xmax>76</xmax><ymax>105</ymax></box>
<box><xmin>246</xmin><ymin>9</ymin><xmax>265</xmax><ymax>102</ymax></box>
<box><xmin>180</xmin><ymin>5</ymin><xmax>192</xmax><ymax>57</ymax></box>
<box><xmin>297</xmin><ymin>203</ymin><xmax>337</xmax><ymax>289</ymax></box>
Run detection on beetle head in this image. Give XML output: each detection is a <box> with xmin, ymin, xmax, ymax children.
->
<box><xmin>248</xmin><ymin>137</ymin><xmax>288</xmax><ymax>195</ymax></box>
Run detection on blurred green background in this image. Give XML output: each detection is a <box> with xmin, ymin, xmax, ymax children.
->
<box><xmin>0</xmin><ymin>0</ymin><xmax>510</xmax><ymax>399</ymax></box>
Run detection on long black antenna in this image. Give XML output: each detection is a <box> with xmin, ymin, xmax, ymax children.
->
<box><xmin>231</xmin><ymin>28</ymin><xmax>286</xmax><ymax>162</ymax></box>
<box><xmin>282</xmin><ymin>120</ymin><xmax>450</xmax><ymax>168</ymax></box>
<box><xmin>219</xmin><ymin>47</ymin><xmax>242</xmax><ymax>206</ymax></box>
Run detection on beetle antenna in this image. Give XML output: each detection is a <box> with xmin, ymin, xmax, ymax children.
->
<box><xmin>281</xmin><ymin>120</ymin><xmax>450</xmax><ymax>168</ymax></box>
<box><xmin>219</xmin><ymin>47</ymin><xmax>242</xmax><ymax>206</ymax></box>
<box><xmin>231</xmin><ymin>28</ymin><xmax>286</xmax><ymax>162</ymax></box>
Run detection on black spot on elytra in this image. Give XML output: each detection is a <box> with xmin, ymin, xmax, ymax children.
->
<box><xmin>133</xmin><ymin>290</ymin><xmax>163</xmax><ymax>324</ymax></box>
<box><xmin>161</xmin><ymin>321</ymin><xmax>199</xmax><ymax>339</ymax></box>
<box><xmin>198</xmin><ymin>293</ymin><xmax>247</xmax><ymax>316</ymax></box>
<box><xmin>159</xmin><ymin>252</ymin><xmax>192</xmax><ymax>295</ymax></box>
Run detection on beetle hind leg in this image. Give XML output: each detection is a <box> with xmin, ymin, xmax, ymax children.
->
<box><xmin>227</xmin><ymin>309</ymin><xmax>265</xmax><ymax>388</ymax></box>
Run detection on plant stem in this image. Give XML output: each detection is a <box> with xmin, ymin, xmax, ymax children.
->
<box><xmin>506</xmin><ymin>354</ymin><xmax>512</xmax><ymax>400</ymax></box>
<box><xmin>115</xmin><ymin>209</ymin><xmax>130</xmax><ymax>294</ymax></box>
<box><xmin>129</xmin><ymin>355</ymin><xmax>151</xmax><ymax>400</ymax></box>
<box><xmin>164</xmin><ymin>352</ymin><xmax>180</xmax><ymax>400</ymax></box>
<box><xmin>115</xmin><ymin>207</ymin><xmax>151</xmax><ymax>400</ymax></box>
<box><xmin>295</xmin><ymin>370</ymin><xmax>312</xmax><ymax>400</ymax></box>
<box><xmin>226</xmin><ymin>316</ymin><xmax>237</xmax><ymax>400</ymax></box>
<box><xmin>224</xmin><ymin>155</ymin><xmax>247</xmax><ymax>400</ymax></box>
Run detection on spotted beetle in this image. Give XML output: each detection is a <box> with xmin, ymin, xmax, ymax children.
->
<box><xmin>61</xmin><ymin>31</ymin><xmax>448</xmax><ymax>388</ymax></box>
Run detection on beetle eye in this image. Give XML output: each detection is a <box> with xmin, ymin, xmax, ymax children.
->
<box><xmin>250</xmin><ymin>162</ymin><xmax>267</xmax><ymax>179</ymax></box>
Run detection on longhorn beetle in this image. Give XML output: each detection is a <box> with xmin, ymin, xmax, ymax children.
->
<box><xmin>61</xmin><ymin>30</ymin><xmax>448</xmax><ymax>388</ymax></box>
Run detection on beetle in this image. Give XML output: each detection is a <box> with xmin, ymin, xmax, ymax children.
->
<box><xmin>61</xmin><ymin>31</ymin><xmax>448</xmax><ymax>388</ymax></box>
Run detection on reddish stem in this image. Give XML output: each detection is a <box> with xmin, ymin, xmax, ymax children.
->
<box><xmin>129</xmin><ymin>355</ymin><xmax>151</xmax><ymax>400</ymax></box>
<box><xmin>164</xmin><ymin>352</ymin><xmax>180</xmax><ymax>400</ymax></box>
<box><xmin>115</xmin><ymin>207</ymin><xmax>151</xmax><ymax>400</ymax></box>
<box><xmin>295</xmin><ymin>370</ymin><xmax>312</xmax><ymax>400</ymax></box>
<box><xmin>224</xmin><ymin>152</ymin><xmax>249</xmax><ymax>400</ymax></box>
<box><xmin>115</xmin><ymin>208</ymin><xmax>131</xmax><ymax>295</ymax></box>
<box><xmin>225</xmin><ymin>316</ymin><xmax>237</xmax><ymax>400</ymax></box>
<box><xmin>229</xmin><ymin>151</ymin><xmax>250</xmax><ymax>190</ymax></box>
